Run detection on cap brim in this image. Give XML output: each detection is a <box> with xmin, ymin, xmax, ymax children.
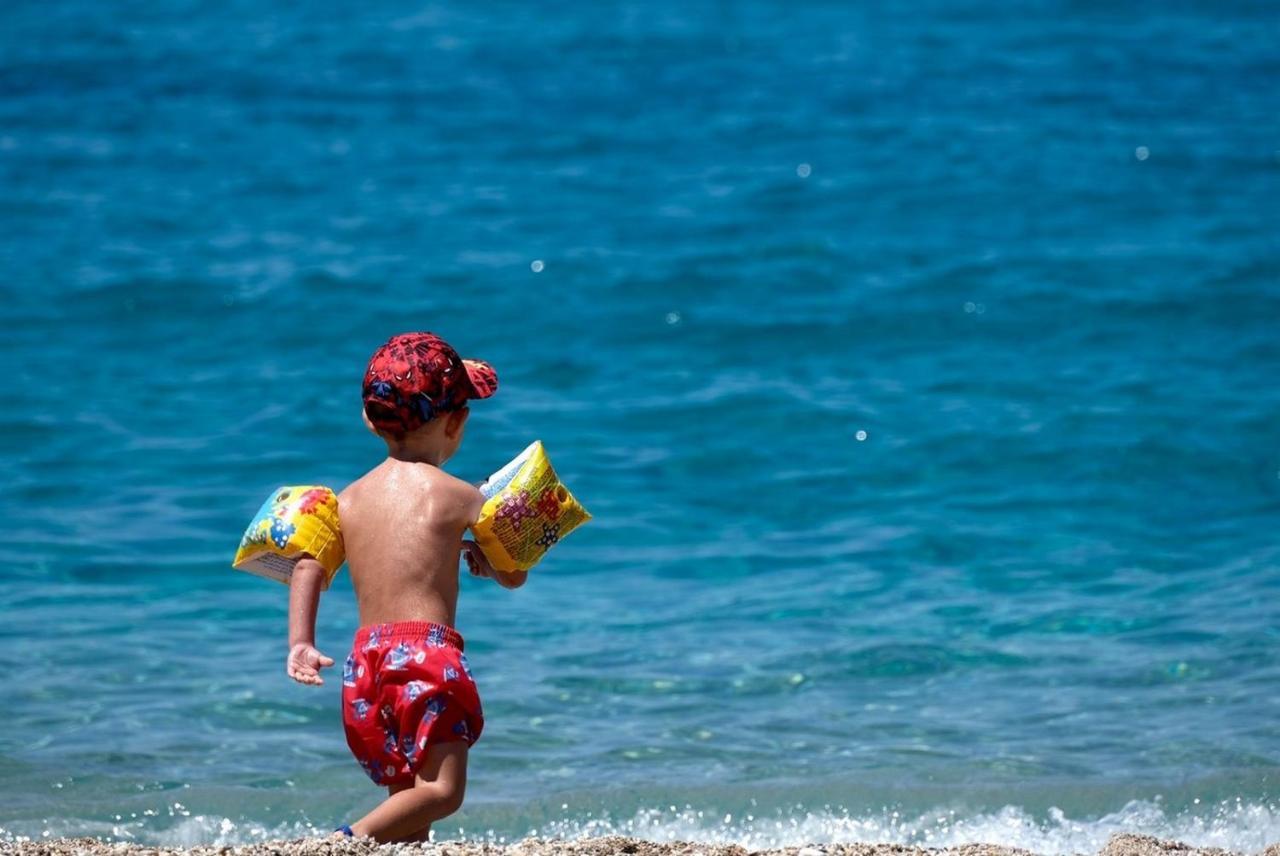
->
<box><xmin>462</xmin><ymin>359</ymin><xmax>498</xmax><ymax>399</ymax></box>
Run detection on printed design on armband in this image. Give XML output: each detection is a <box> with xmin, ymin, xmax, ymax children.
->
<box><xmin>269</xmin><ymin>517</ymin><xmax>296</xmax><ymax>549</ymax></box>
<box><xmin>536</xmin><ymin>522</ymin><xmax>561</xmax><ymax>550</ymax></box>
<box><xmin>535</xmin><ymin>488</ymin><xmax>562</xmax><ymax>520</ymax></box>
<box><xmin>240</xmin><ymin>506</ymin><xmax>272</xmax><ymax>548</ymax></box>
<box><xmin>496</xmin><ymin>492</ymin><xmax>535</xmax><ymax>531</ymax></box>
<box><xmin>297</xmin><ymin>488</ymin><xmax>331</xmax><ymax>515</ymax></box>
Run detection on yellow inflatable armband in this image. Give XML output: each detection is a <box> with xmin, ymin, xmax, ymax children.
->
<box><xmin>472</xmin><ymin>441</ymin><xmax>590</xmax><ymax>572</ymax></box>
<box><xmin>232</xmin><ymin>485</ymin><xmax>345</xmax><ymax>588</ymax></box>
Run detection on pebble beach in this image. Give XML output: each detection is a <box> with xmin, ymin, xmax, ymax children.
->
<box><xmin>7</xmin><ymin>834</ymin><xmax>1274</xmax><ymax>856</ymax></box>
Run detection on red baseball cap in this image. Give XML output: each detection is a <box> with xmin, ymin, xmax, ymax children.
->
<box><xmin>362</xmin><ymin>333</ymin><xmax>497</xmax><ymax>436</ymax></box>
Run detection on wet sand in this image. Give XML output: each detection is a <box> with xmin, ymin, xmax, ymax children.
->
<box><xmin>5</xmin><ymin>834</ymin><xmax>1275</xmax><ymax>856</ymax></box>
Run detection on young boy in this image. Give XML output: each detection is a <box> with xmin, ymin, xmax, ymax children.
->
<box><xmin>284</xmin><ymin>332</ymin><xmax>527</xmax><ymax>842</ymax></box>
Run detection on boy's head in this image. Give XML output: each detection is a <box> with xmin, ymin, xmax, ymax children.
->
<box><xmin>362</xmin><ymin>333</ymin><xmax>497</xmax><ymax>450</ymax></box>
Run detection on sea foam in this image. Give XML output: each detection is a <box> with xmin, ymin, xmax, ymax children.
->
<box><xmin>3</xmin><ymin>799</ymin><xmax>1276</xmax><ymax>854</ymax></box>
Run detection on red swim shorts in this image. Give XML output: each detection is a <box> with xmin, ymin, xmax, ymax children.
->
<box><xmin>341</xmin><ymin>621</ymin><xmax>484</xmax><ymax>787</ymax></box>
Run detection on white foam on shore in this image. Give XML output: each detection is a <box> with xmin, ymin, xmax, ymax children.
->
<box><xmin>3</xmin><ymin>800</ymin><xmax>1277</xmax><ymax>854</ymax></box>
<box><xmin>0</xmin><ymin>815</ymin><xmax>323</xmax><ymax>849</ymax></box>
<box><xmin>525</xmin><ymin>799</ymin><xmax>1279</xmax><ymax>854</ymax></box>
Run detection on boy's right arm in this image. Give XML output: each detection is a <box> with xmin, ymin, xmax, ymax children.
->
<box><xmin>286</xmin><ymin>556</ymin><xmax>334</xmax><ymax>686</ymax></box>
<box><xmin>460</xmin><ymin>482</ymin><xmax>528</xmax><ymax>589</ymax></box>
<box><xmin>462</xmin><ymin>538</ymin><xmax>528</xmax><ymax>589</ymax></box>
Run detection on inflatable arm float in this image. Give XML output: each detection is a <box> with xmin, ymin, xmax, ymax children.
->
<box><xmin>471</xmin><ymin>441</ymin><xmax>591</xmax><ymax>572</ymax></box>
<box><xmin>232</xmin><ymin>486</ymin><xmax>345</xmax><ymax>588</ymax></box>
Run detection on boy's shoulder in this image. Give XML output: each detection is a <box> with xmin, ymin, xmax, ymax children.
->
<box><xmin>339</xmin><ymin>463</ymin><xmax>483</xmax><ymax>523</ymax></box>
<box><xmin>430</xmin><ymin>469</ymin><xmax>485</xmax><ymax>525</ymax></box>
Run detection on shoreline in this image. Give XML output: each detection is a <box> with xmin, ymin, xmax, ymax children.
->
<box><xmin>5</xmin><ymin>833</ymin><xmax>1274</xmax><ymax>856</ymax></box>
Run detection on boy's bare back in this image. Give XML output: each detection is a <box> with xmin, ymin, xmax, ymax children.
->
<box><xmin>339</xmin><ymin>459</ymin><xmax>483</xmax><ymax>628</ymax></box>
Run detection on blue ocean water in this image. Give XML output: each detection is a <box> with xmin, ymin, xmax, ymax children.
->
<box><xmin>1</xmin><ymin>1</ymin><xmax>1278</xmax><ymax>851</ymax></box>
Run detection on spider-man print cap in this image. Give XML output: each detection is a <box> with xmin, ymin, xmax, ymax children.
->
<box><xmin>362</xmin><ymin>333</ymin><xmax>498</xmax><ymax>436</ymax></box>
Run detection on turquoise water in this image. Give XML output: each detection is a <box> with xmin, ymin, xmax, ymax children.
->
<box><xmin>2</xmin><ymin>1</ymin><xmax>1278</xmax><ymax>851</ymax></box>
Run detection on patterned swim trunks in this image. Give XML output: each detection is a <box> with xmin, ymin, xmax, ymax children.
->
<box><xmin>341</xmin><ymin>621</ymin><xmax>484</xmax><ymax>787</ymax></box>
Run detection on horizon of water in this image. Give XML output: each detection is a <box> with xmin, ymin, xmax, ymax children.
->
<box><xmin>1</xmin><ymin>0</ymin><xmax>1278</xmax><ymax>851</ymax></box>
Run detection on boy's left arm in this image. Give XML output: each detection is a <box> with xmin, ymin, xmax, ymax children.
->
<box><xmin>286</xmin><ymin>556</ymin><xmax>335</xmax><ymax>685</ymax></box>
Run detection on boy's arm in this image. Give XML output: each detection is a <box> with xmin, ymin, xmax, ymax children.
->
<box><xmin>462</xmin><ymin>539</ymin><xmax>528</xmax><ymax>589</ymax></box>
<box><xmin>286</xmin><ymin>556</ymin><xmax>335</xmax><ymax>686</ymax></box>
<box><xmin>461</xmin><ymin>483</ymin><xmax>528</xmax><ymax>589</ymax></box>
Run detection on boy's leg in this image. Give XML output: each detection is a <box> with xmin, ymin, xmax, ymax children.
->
<box><xmin>348</xmin><ymin>741</ymin><xmax>468</xmax><ymax>843</ymax></box>
<box><xmin>385</xmin><ymin>781</ymin><xmax>430</xmax><ymax>843</ymax></box>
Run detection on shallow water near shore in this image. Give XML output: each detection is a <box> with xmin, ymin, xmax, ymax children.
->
<box><xmin>1</xmin><ymin>0</ymin><xmax>1277</xmax><ymax>852</ymax></box>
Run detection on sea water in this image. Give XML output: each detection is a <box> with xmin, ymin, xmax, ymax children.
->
<box><xmin>0</xmin><ymin>1</ymin><xmax>1277</xmax><ymax>852</ymax></box>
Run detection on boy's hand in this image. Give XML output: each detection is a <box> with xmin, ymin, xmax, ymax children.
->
<box><xmin>462</xmin><ymin>540</ymin><xmax>528</xmax><ymax>589</ymax></box>
<box><xmin>287</xmin><ymin>643</ymin><xmax>335</xmax><ymax>686</ymax></box>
